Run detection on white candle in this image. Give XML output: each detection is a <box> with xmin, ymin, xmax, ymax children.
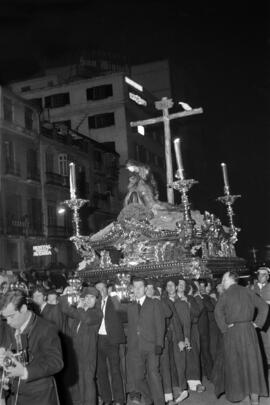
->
<box><xmin>69</xmin><ymin>162</ymin><xmax>77</xmax><ymax>199</ymax></box>
<box><xmin>173</xmin><ymin>138</ymin><xmax>184</xmax><ymax>180</ymax></box>
<box><xmin>221</xmin><ymin>163</ymin><xmax>230</xmax><ymax>189</ymax></box>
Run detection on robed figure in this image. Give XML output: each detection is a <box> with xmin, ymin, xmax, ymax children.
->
<box><xmin>214</xmin><ymin>272</ymin><xmax>269</xmax><ymax>404</ymax></box>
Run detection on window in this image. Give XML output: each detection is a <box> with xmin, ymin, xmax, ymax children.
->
<box><xmin>94</xmin><ymin>150</ymin><xmax>102</xmax><ymax>170</ymax></box>
<box><xmin>6</xmin><ymin>194</ymin><xmax>22</xmax><ymax>217</ymax></box>
<box><xmin>44</xmin><ymin>93</ymin><xmax>70</xmax><ymax>108</ymax></box>
<box><xmin>86</xmin><ymin>84</ymin><xmax>113</xmax><ymax>101</ymax></box>
<box><xmin>3</xmin><ymin>97</ymin><xmax>13</xmax><ymax>122</ymax></box>
<box><xmin>54</xmin><ymin>120</ymin><xmax>71</xmax><ymax>136</ymax></box>
<box><xmin>27</xmin><ymin>149</ymin><xmax>38</xmax><ymax>179</ymax></box>
<box><xmin>58</xmin><ymin>154</ymin><xmax>68</xmax><ymax>176</ymax></box>
<box><xmin>3</xmin><ymin>141</ymin><xmax>15</xmax><ymax>171</ymax></box>
<box><xmin>46</xmin><ymin>151</ymin><xmax>54</xmax><ymax>172</ymax></box>
<box><xmin>28</xmin><ymin>198</ymin><xmax>42</xmax><ymax>231</ymax></box>
<box><xmin>25</xmin><ymin>107</ymin><xmax>33</xmax><ymax>130</ymax></box>
<box><xmin>47</xmin><ymin>202</ymin><xmax>57</xmax><ymax>227</ymax></box>
<box><xmin>88</xmin><ymin>112</ymin><xmax>115</xmax><ymax>129</ymax></box>
<box><xmin>30</xmin><ymin>98</ymin><xmax>42</xmax><ymax>110</ymax></box>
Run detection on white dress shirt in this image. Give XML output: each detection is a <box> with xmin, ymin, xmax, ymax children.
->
<box><xmin>98</xmin><ymin>296</ymin><xmax>108</xmax><ymax>335</ymax></box>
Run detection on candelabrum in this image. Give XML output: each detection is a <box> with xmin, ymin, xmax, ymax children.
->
<box><xmin>217</xmin><ymin>187</ymin><xmax>241</xmax><ymax>244</ymax></box>
<box><xmin>170</xmin><ymin>172</ymin><xmax>199</xmax><ymax>246</ymax></box>
<box><xmin>64</xmin><ymin>197</ymin><xmax>88</xmax><ymax>237</ymax></box>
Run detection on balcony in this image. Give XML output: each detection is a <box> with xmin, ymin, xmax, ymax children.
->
<box><xmin>27</xmin><ymin>169</ymin><xmax>40</xmax><ymax>182</ymax></box>
<box><xmin>5</xmin><ymin>163</ymin><xmax>21</xmax><ymax>177</ymax></box>
<box><xmin>6</xmin><ymin>215</ymin><xmax>43</xmax><ymax>236</ymax></box>
<box><xmin>46</xmin><ymin>172</ymin><xmax>69</xmax><ymax>188</ymax></box>
<box><xmin>47</xmin><ymin>225</ymin><xmax>73</xmax><ymax>238</ymax></box>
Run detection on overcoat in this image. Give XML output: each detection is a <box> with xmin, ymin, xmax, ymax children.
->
<box><xmin>59</xmin><ymin>297</ymin><xmax>102</xmax><ymax>405</ymax></box>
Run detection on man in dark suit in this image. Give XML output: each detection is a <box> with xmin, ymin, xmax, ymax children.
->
<box><xmin>32</xmin><ymin>287</ymin><xmax>66</xmax><ymax>332</ymax></box>
<box><xmin>126</xmin><ymin>277</ymin><xmax>165</xmax><ymax>405</ymax></box>
<box><xmin>59</xmin><ymin>286</ymin><xmax>102</xmax><ymax>405</ymax></box>
<box><xmin>95</xmin><ymin>281</ymin><xmax>126</xmax><ymax>405</ymax></box>
<box><xmin>0</xmin><ymin>290</ymin><xmax>63</xmax><ymax>405</ymax></box>
<box><xmin>32</xmin><ymin>286</ymin><xmax>71</xmax><ymax>404</ymax></box>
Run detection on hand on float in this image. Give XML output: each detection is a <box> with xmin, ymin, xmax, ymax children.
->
<box><xmin>0</xmin><ymin>348</ymin><xmax>7</xmax><ymax>368</ymax></box>
<box><xmin>178</xmin><ymin>341</ymin><xmax>185</xmax><ymax>352</ymax></box>
<box><xmin>62</xmin><ymin>287</ymin><xmax>72</xmax><ymax>296</ymax></box>
<box><xmin>184</xmin><ymin>337</ymin><xmax>191</xmax><ymax>350</ymax></box>
<box><xmin>77</xmin><ymin>298</ymin><xmax>85</xmax><ymax>309</ymax></box>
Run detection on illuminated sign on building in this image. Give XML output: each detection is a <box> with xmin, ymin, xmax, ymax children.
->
<box><xmin>129</xmin><ymin>92</ymin><xmax>147</xmax><ymax>106</ymax></box>
<box><xmin>125</xmin><ymin>76</ymin><xmax>143</xmax><ymax>92</ymax></box>
<box><xmin>33</xmin><ymin>244</ymin><xmax>52</xmax><ymax>256</ymax></box>
<box><xmin>137</xmin><ymin>125</ymin><xmax>145</xmax><ymax>136</ymax></box>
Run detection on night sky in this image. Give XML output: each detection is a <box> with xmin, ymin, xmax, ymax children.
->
<box><xmin>0</xmin><ymin>0</ymin><xmax>269</xmax><ymax>261</ymax></box>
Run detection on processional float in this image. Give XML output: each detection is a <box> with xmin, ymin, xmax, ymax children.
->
<box><xmin>62</xmin><ymin>134</ymin><xmax>245</xmax><ymax>298</ymax></box>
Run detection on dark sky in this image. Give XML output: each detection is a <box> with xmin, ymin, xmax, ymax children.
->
<box><xmin>0</xmin><ymin>0</ymin><xmax>269</xmax><ymax>260</ymax></box>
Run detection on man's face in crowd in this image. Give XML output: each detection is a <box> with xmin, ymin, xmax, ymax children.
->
<box><xmin>47</xmin><ymin>293</ymin><xmax>57</xmax><ymax>305</ymax></box>
<box><xmin>84</xmin><ymin>294</ymin><xmax>96</xmax><ymax>309</ymax></box>
<box><xmin>95</xmin><ymin>283</ymin><xmax>108</xmax><ymax>299</ymax></box>
<box><xmin>199</xmin><ymin>282</ymin><xmax>206</xmax><ymax>295</ymax></box>
<box><xmin>146</xmin><ymin>284</ymin><xmax>155</xmax><ymax>298</ymax></box>
<box><xmin>2</xmin><ymin>302</ymin><xmax>28</xmax><ymax>330</ymax></box>
<box><xmin>33</xmin><ymin>291</ymin><xmax>46</xmax><ymax>307</ymax></box>
<box><xmin>177</xmin><ymin>280</ymin><xmax>186</xmax><ymax>294</ymax></box>
<box><xmin>205</xmin><ymin>283</ymin><xmax>212</xmax><ymax>294</ymax></box>
<box><xmin>133</xmin><ymin>281</ymin><xmax>146</xmax><ymax>299</ymax></box>
<box><xmin>258</xmin><ymin>271</ymin><xmax>269</xmax><ymax>285</ymax></box>
<box><xmin>166</xmin><ymin>281</ymin><xmax>176</xmax><ymax>296</ymax></box>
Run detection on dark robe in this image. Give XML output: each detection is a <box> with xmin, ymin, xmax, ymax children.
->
<box><xmin>207</xmin><ymin>296</ymin><xmax>221</xmax><ymax>362</ymax></box>
<box><xmin>59</xmin><ymin>297</ymin><xmax>102</xmax><ymax>405</ymax></box>
<box><xmin>185</xmin><ymin>295</ymin><xmax>202</xmax><ymax>381</ymax></box>
<box><xmin>214</xmin><ymin>284</ymin><xmax>269</xmax><ymax>402</ymax></box>
<box><xmin>194</xmin><ymin>294</ymin><xmax>213</xmax><ymax>379</ymax></box>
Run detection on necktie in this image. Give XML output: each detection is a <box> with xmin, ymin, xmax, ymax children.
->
<box><xmin>137</xmin><ymin>300</ymin><xmax>141</xmax><ymax>314</ymax></box>
<box><xmin>15</xmin><ymin>330</ymin><xmax>22</xmax><ymax>353</ymax></box>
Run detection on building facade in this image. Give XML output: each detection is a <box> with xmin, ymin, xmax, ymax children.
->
<box><xmin>11</xmin><ymin>65</ymin><xmax>167</xmax><ymax>199</ymax></box>
<box><xmin>0</xmin><ymin>86</ymin><xmax>119</xmax><ymax>272</ymax></box>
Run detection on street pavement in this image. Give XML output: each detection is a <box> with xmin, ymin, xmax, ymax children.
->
<box><xmin>183</xmin><ymin>377</ymin><xmax>270</xmax><ymax>404</ymax></box>
<box><xmin>128</xmin><ymin>374</ymin><xmax>270</xmax><ymax>405</ymax></box>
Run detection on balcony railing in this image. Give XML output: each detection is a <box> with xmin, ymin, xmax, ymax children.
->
<box><xmin>5</xmin><ymin>163</ymin><xmax>21</xmax><ymax>177</ymax></box>
<box><xmin>47</xmin><ymin>225</ymin><xmax>73</xmax><ymax>238</ymax></box>
<box><xmin>46</xmin><ymin>172</ymin><xmax>69</xmax><ymax>188</ymax></box>
<box><xmin>6</xmin><ymin>216</ymin><xmax>43</xmax><ymax>236</ymax></box>
<box><xmin>27</xmin><ymin>169</ymin><xmax>40</xmax><ymax>182</ymax></box>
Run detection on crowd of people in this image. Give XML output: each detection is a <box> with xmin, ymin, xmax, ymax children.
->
<box><xmin>0</xmin><ymin>267</ymin><xmax>269</xmax><ymax>405</ymax></box>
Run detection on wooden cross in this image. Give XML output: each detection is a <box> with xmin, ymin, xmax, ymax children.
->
<box><xmin>130</xmin><ymin>97</ymin><xmax>203</xmax><ymax>204</ymax></box>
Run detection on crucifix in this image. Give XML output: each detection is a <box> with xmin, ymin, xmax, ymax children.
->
<box><xmin>130</xmin><ymin>97</ymin><xmax>203</xmax><ymax>204</ymax></box>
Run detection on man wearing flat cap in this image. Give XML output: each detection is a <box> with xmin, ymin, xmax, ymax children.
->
<box><xmin>60</xmin><ymin>286</ymin><xmax>102</xmax><ymax>405</ymax></box>
<box><xmin>254</xmin><ymin>267</ymin><xmax>270</xmax><ymax>369</ymax></box>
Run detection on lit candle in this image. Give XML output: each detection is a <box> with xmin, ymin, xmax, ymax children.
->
<box><xmin>173</xmin><ymin>138</ymin><xmax>184</xmax><ymax>180</ymax></box>
<box><xmin>69</xmin><ymin>162</ymin><xmax>77</xmax><ymax>199</ymax></box>
<box><xmin>221</xmin><ymin>163</ymin><xmax>230</xmax><ymax>190</ymax></box>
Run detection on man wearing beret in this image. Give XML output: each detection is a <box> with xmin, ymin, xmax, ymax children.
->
<box><xmin>60</xmin><ymin>286</ymin><xmax>102</xmax><ymax>405</ymax></box>
<box><xmin>254</xmin><ymin>267</ymin><xmax>270</xmax><ymax>368</ymax></box>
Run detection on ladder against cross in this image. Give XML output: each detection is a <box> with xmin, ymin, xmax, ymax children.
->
<box><xmin>130</xmin><ymin>97</ymin><xmax>203</xmax><ymax>204</ymax></box>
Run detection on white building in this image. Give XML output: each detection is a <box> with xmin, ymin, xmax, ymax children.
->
<box><xmin>10</xmin><ymin>65</ymin><xmax>167</xmax><ymax>197</ymax></box>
